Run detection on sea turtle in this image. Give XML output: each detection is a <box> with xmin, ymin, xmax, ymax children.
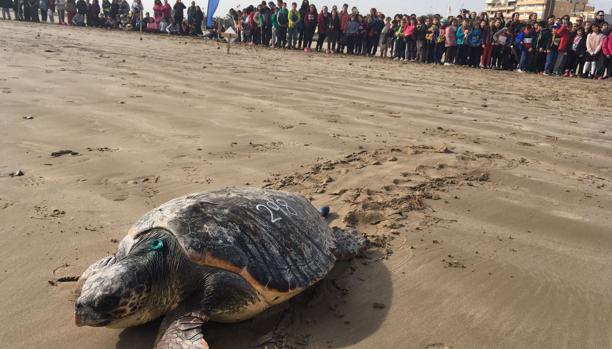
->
<box><xmin>74</xmin><ymin>187</ymin><xmax>366</xmax><ymax>349</ymax></box>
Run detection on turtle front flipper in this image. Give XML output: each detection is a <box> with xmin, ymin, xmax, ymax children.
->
<box><xmin>155</xmin><ymin>311</ymin><xmax>209</xmax><ymax>349</ymax></box>
<box><xmin>332</xmin><ymin>227</ymin><xmax>367</xmax><ymax>261</ymax></box>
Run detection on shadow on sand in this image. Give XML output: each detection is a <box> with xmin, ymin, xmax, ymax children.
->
<box><xmin>117</xmin><ymin>254</ymin><xmax>392</xmax><ymax>348</ymax></box>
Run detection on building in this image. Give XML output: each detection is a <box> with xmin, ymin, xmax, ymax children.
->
<box><xmin>485</xmin><ymin>0</ymin><xmax>595</xmax><ymax>20</ymax></box>
<box><xmin>485</xmin><ymin>0</ymin><xmax>517</xmax><ymax>17</ymax></box>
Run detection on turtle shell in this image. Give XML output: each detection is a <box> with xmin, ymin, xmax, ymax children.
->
<box><xmin>128</xmin><ymin>187</ymin><xmax>336</xmax><ymax>304</ymax></box>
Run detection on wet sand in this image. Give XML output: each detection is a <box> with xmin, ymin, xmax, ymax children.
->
<box><xmin>1</xmin><ymin>20</ymin><xmax>612</xmax><ymax>349</ymax></box>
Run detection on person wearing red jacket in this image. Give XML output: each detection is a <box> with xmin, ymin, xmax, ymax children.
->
<box><xmin>601</xmin><ymin>24</ymin><xmax>611</xmax><ymax>79</ymax></box>
<box><xmin>338</xmin><ymin>3</ymin><xmax>349</xmax><ymax>53</ymax></box>
<box><xmin>403</xmin><ymin>17</ymin><xmax>416</xmax><ymax>61</ymax></box>
<box><xmin>315</xmin><ymin>6</ymin><xmax>329</xmax><ymax>52</ymax></box>
<box><xmin>552</xmin><ymin>20</ymin><xmax>570</xmax><ymax>75</ymax></box>
<box><xmin>302</xmin><ymin>3</ymin><xmax>317</xmax><ymax>52</ymax></box>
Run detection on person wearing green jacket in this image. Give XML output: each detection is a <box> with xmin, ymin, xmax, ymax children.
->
<box><xmin>287</xmin><ymin>2</ymin><xmax>301</xmax><ymax>49</ymax></box>
<box><xmin>270</xmin><ymin>6</ymin><xmax>279</xmax><ymax>48</ymax></box>
<box><xmin>276</xmin><ymin>1</ymin><xmax>288</xmax><ymax>48</ymax></box>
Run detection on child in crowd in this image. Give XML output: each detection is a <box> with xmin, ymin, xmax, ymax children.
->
<box><xmin>565</xmin><ymin>26</ymin><xmax>586</xmax><ymax>76</ymax></box>
<box><xmin>444</xmin><ymin>18</ymin><xmax>457</xmax><ymax>65</ymax></box>
<box><xmin>379</xmin><ymin>16</ymin><xmax>391</xmax><ymax>58</ymax></box>
<box><xmin>467</xmin><ymin>21</ymin><xmax>482</xmax><ymax>67</ymax></box>
<box><xmin>584</xmin><ymin>24</ymin><xmax>603</xmax><ymax>78</ymax></box>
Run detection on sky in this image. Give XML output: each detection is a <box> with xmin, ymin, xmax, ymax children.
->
<box><xmin>141</xmin><ymin>0</ymin><xmax>610</xmax><ymax>18</ymax></box>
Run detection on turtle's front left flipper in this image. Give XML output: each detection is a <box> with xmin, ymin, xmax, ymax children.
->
<box><xmin>155</xmin><ymin>310</ymin><xmax>209</xmax><ymax>349</ymax></box>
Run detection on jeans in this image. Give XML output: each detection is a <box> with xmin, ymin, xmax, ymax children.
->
<box><xmin>316</xmin><ymin>31</ymin><xmax>326</xmax><ymax>51</ymax></box>
<box><xmin>468</xmin><ymin>46</ymin><xmax>482</xmax><ymax>67</ymax></box>
<box><xmin>553</xmin><ymin>51</ymin><xmax>567</xmax><ymax>74</ymax></box>
<box><xmin>394</xmin><ymin>38</ymin><xmax>405</xmax><ymax>59</ymax></box>
<box><xmin>456</xmin><ymin>44</ymin><xmax>467</xmax><ymax>65</ymax></box>
<box><xmin>544</xmin><ymin>50</ymin><xmax>558</xmax><ymax>74</ymax></box>
<box><xmin>277</xmin><ymin>26</ymin><xmax>287</xmax><ymax>48</ymax></box>
<box><xmin>519</xmin><ymin>49</ymin><xmax>531</xmax><ymax>70</ymax></box>
<box><xmin>327</xmin><ymin>30</ymin><xmax>338</xmax><ymax>52</ymax></box>
<box><xmin>369</xmin><ymin>36</ymin><xmax>379</xmax><ymax>56</ymax></box>
<box><xmin>288</xmin><ymin>27</ymin><xmax>297</xmax><ymax>48</ymax></box>
<box><xmin>405</xmin><ymin>36</ymin><xmax>415</xmax><ymax>60</ymax></box>
<box><xmin>416</xmin><ymin>40</ymin><xmax>425</xmax><ymax>62</ymax></box>
<box><xmin>445</xmin><ymin>45</ymin><xmax>457</xmax><ymax>63</ymax></box>
<box><xmin>434</xmin><ymin>42</ymin><xmax>445</xmax><ymax>64</ymax></box>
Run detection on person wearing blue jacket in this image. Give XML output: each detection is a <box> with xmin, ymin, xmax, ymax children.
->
<box><xmin>467</xmin><ymin>22</ymin><xmax>482</xmax><ymax>67</ymax></box>
<box><xmin>456</xmin><ymin>19</ymin><xmax>469</xmax><ymax>65</ymax></box>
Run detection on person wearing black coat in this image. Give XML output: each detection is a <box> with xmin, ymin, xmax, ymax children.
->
<box><xmin>27</xmin><ymin>0</ymin><xmax>38</xmax><ymax>21</ymax></box>
<box><xmin>194</xmin><ymin>5</ymin><xmax>203</xmax><ymax>35</ymax></box>
<box><xmin>88</xmin><ymin>0</ymin><xmax>100</xmax><ymax>26</ymax></box>
<box><xmin>564</xmin><ymin>26</ymin><xmax>587</xmax><ymax>76</ymax></box>
<box><xmin>533</xmin><ymin>21</ymin><xmax>551</xmax><ymax>73</ymax></box>
<box><xmin>172</xmin><ymin>0</ymin><xmax>185</xmax><ymax>26</ymax></box>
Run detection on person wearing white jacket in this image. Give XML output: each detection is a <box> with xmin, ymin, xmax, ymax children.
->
<box><xmin>583</xmin><ymin>24</ymin><xmax>604</xmax><ymax>78</ymax></box>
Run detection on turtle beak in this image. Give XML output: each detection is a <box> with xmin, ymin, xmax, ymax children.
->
<box><xmin>75</xmin><ymin>301</ymin><xmax>111</xmax><ymax>327</ymax></box>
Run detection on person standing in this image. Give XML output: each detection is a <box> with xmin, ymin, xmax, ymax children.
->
<box><xmin>325</xmin><ymin>7</ymin><xmax>339</xmax><ymax>53</ymax></box>
<box><xmin>296</xmin><ymin>0</ymin><xmax>308</xmax><ymax>49</ymax></box>
<box><xmin>172</xmin><ymin>0</ymin><xmax>185</xmax><ymax>30</ymax></box>
<box><xmin>270</xmin><ymin>5</ymin><xmax>279</xmax><ymax>47</ymax></box>
<box><xmin>39</xmin><ymin>0</ymin><xmax>47</xmax><ymax>21</ymax></box>
<box><xmin>287</xmin><ymin>1</ymin><xmax>300</xmax><ymax>49</ymax></box>
<box><xmin>28</xmin><ymin>0</ymin><xmax>39</xmax><ymax>21</ymax></box>
<box><xmin>259</xmin><ymin>1</ymin><xmax>272</xmax><ymax>46</ymax></box>
<box><xmin>584</xmin><ymin>24</ymin><xmax>603</xmax><ymax>78</ymax></box>
<box><xmin>276</xmin><ymin>1</ymin><xmax>288</xmax><ymax>48</ymax></box>
<box><xmin>186</xmin><ymin>1</ymin><xmax>196</xmax><ymax>32</ymax></box>
<box><xmin>47</xmin><ymin>0</ymin><xmax>55</xmax><ymax>22</ymax></box>
<box><xmin>65</xmin><ymin>0</ymin><xmax>75</xmax><ymax>24</ymax></box>
<box><xmin>55</xmin><ymin>0</ymin><xmax>65</xmax><ymax>23</ymax></box>
<box><xmin>74</xmin><ymin>0</ymin><xmax>86</xmax><ymax>25</ymax></box>
<box><xmin>88</xmin><ymin>0</ymin><xmax>99</xmax><ymax>26</ymax></box>
<box><xmin>565</xmin><ymin>26</ymin><xmax>586</xmax><ymax>76</ymax></box>
<box><xmin>302</xmin><ymin>3</ymin><xmax>316</xmax><ymax>52</ymax></box>
<box><xmin>2</xmin><ymin>0</ymin><xmax>12</xmax><ymax>19</ymax></box>
<box><xmin>393</xmin><ymin>16</ymin><xmax>406</xmax><ymax>60</ymax></box>
<box><xmin>481</xmin><ymin>20</ymin><xmax>492</xmax><ymax>68</ymax></box>
<box><xmin>467</xmin><ymin>21</ymin><xmax>483</xmax><ymax>67</ymax></box>
<box><xmin>552</xmin><ymin>19</ymin><xmax>570</xmax><ymax>75</ymax></box>
<box><xmin>415</xmin><ymin>16</ymin><xmax>428</xmax><ymax>63</ymax></box>
<box><xmin>602</xmin><ymin>24</ymin><xmax>612</xmax><ymax>79</ymax></box>
<box><xmin>194</xmin><ymin>5</ymin><xmax>202</xmax><ymax>34</ymax></box>
<box><xmin>403</xmin><ymin>16</ymin><xmax>416</xmax><ymax>61</ymax></box>
<box><xmin>344</xmin><ymin>12</ymin><xmax>359</xmax><ymax>54</ymax></box>
<box><xmin>532</xmin><ymin>21</ymin><xmax>550</xmax><ymax>73</ymax></box>
<box><xmin>315</xmin><ymin>5</ymin><xmax>329</xmax><ymax>52</ymax></box>
<box><xmin>152</xmin><ymin>0</ymin><xmax>162</xmax><ymax>28</ymax></box>
<box><xmin>444</xmin><ymin>18</ymin><xmax>457</xmax><ymax>65</ymax></box>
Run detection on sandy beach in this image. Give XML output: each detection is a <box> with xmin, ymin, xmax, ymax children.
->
<box><xmin>1</xmin><ymin>20</ymin><xmax>612</xmax><ymax>349</ymax></box>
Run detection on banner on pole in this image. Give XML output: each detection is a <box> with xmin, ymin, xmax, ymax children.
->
<box><xmin>206</xmin><ymin>0</ymin><xmax>220</xmax><ymax>28</ymax></box>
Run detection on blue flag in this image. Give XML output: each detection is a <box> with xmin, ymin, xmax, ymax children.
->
<box><xmin>206</xmin><ymin>0</ymin><xmax>219</xmax><ymax>28</ymax></box>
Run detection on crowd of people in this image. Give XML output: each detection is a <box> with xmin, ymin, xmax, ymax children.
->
<box><xmin>1</xmin><ymin>0</ymin><xmax>611</xmax><ymax>79</ymax></box>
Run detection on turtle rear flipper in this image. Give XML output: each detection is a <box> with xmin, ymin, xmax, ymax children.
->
<box><xmin>332</xmin><ymin>227</ymin><xmax>367</xmax><ymax>261</ymax></box>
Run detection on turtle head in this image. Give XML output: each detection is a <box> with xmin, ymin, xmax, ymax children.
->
<box><xmin>75</xmin><ymin>229</ymin><xmax>186</xmax><ymax>328</ymax></box>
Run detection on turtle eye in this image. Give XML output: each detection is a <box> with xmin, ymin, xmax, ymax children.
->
<box><xmin>149</xmin><ymin>239</ymin><xmax>164</xmax><ymax>251</ymax></box>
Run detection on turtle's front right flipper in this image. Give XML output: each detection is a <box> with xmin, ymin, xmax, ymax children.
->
<box><xmin>332</xmin><ymin>227</ymin><xmax>367</xmax><ymax>261</ymax></box>
<box><xmin>155</xmin><ymin>311</ymin><xmax>209</xmax><ymax>349</ymax></box>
